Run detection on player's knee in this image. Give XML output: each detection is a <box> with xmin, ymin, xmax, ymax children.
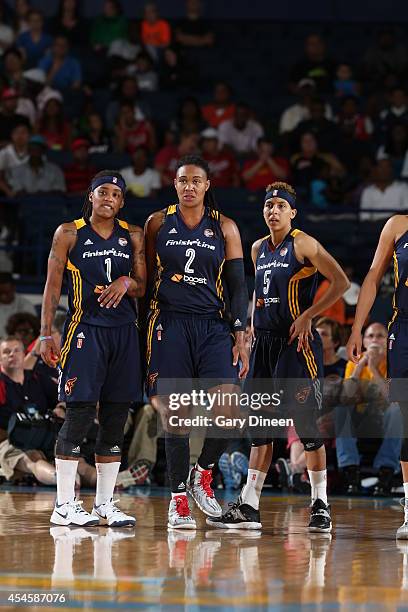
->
<box><xmin>94</xmin><ymin>402</ymin><xmax>130</xmax><ymax>456</ymax></box>
<box><xmin>301</xmin><ymin>439</ymin><xmax>324</xmax><ymax>453</ymax></box>
<box><xmin>56</xmin><ymin>403</ymin><xmax>97</xmax><ymax>457</ymax></box>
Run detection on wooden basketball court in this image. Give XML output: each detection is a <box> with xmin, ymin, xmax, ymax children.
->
<box><xmin>0</xmin><ymin>488</ymin><xmax>407</xmax><ymax>610</ymax></box>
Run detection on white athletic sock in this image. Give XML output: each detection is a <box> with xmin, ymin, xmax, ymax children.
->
<box><xmin>171</xmin><ymin>491</ymin><xmax>187</xmax><ymax>499</ymax></box>
<box><xmin>95</xmin><ymin>462</ymin><xmax>121</xmax><ymax>506</ymax></box>
<box><xmin>403</xmin><ymin>483</ymin><xmax>408</xmax><ymax>521</ymax></box>
<box><xmin>240</xmin><ymin>469</ymin><xmax>266</xmax><ymax>510</ymax></box>
<box><xmin>308</xmin><ymin>469</ymin><xmax>327</xmax><ymax>505</ymax></box>
<box><xmin>55</xmin><ymin>458</ymin><xmax>78</xmax><ymax>505</ymax></box>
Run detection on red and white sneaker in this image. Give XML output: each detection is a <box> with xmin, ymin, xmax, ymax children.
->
<box><xmin>168</xmin><ymin>495</ymin><xmax>196</xmax><ymax>529</ymax></box>
<box><xmin>187</xmin><ymin>466</ymin><xmax>222</xmax><ymax>517</ymax></box>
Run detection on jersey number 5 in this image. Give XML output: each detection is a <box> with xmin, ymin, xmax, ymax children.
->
<box><xmin>105</xmin><ymin>257</ymin><xmax>112</xmax><ymax>283</ymax></box>
<box><xmin>263</xmin><ymin>270</ymin><xmax>271</xmax><ymax>295</ymax></box>
<box><xmin>184</xmin><ymin>248</ymin><xmax>196</xmax><ymax>273</ymax></box>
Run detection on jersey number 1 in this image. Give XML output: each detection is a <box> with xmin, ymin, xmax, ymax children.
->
<box><xmin>105</xmin><ymin>257</ymin><xmax>112</xmax><ymax>283</ymax></box>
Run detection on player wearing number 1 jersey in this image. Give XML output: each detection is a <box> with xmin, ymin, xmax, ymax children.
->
<box><xmin>41</xmin><ymin>170</ymin><xmax>146</xmax><ymax>528</ymax></box>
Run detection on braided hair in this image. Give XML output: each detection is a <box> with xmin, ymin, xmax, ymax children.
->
<box><xmin>175</xmin><ymin>154</ymin><xmax>219</xmax><ymax>212</ymax></box>
<box><xmin>82</xmin><ymin>169</ymin><xmax>126</xmax><ymax>223</ymax></box>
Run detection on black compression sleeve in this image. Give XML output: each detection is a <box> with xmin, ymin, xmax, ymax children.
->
<box><xmin>223</xmin><ymin>258</ymin><xmax>248</xmax><ymax>332</ymax></box>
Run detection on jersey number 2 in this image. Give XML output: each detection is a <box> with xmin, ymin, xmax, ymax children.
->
<box><xmin>105</xmin><ymin>257</ymin><xmax>112</xmax><ymax>283</ymax></box>
<box><xmin>184</xmin><ymin>248</ymin><xmax>196</xmax><ymax>273</ymax></box>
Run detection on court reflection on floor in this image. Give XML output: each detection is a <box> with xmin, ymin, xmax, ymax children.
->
<box><xmin>0</xmin><ymin>491</ymin><xmax>408</xmax><ymax>609</ymax></box>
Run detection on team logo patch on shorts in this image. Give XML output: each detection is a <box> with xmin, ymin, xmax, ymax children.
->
<box><xmin>295</xmin><ymin>386</ymin><xmax>311</xmax><ymax>404</ymax></box>
<box><xmin>204</xmin><ymin>228</ymin><xmax>214</xmax><ymax>238</ymax></box>
<box><xmin>118</xmin><ymin>237</ymin><xmax>128</xmax><ymax>246</ymax></box>
<box><xmin>65</xmin><ymin>377</ymin><xmax>77</xmax><ymax>395</ymax></box>
<box><xmin>148</xmin><ymin>372</ymin><xmax>158</xmax><ymax>388</ymax></box>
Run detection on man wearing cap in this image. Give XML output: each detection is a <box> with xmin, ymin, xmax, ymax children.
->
<box><xmin>64</xmin><ymin>139</ymin><xmax>96</xmax><ymax>194</ymax></box>
<box><xmin>8</xmin><ymin>135</ymin><xmax>66</xmax><ymax>195</ymax></box>
<box><xmin>0</xmin><ymin>88</ymin><xmax>30</xmax><ymax>145</ymax></box>
<box><xmin>201</xmin><ymin>127</ymin><xmax>239</xmax><ymax>187</ymax></box>
<box><xmin>279</xmin><ymin>79</ymin><xmax>333</xmax><ymax>135</ymax></box>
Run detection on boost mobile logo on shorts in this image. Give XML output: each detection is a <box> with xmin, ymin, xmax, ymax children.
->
<box><xmin>65</xmin><ymin>377</ymin><xmax>77</xmax><ymax>396</ymax></box>
<box><xmin>171</xmin><ymin>273</ymin><xmax>208</xmax><ymax>285</ymax></box>
<box><xmin>256</xmin><ymin>297</ymin><xmax>280</xmax><ymax>307</ymax></box>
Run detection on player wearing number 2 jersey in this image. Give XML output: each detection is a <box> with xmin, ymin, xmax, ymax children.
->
<box><xmin>41</xmin><ymin>170</ymin><xmax>146</xmax><ymax>528</ymax></box>
<box><xmin>145</xmin><ymin>155</ymin><xmax>249</xmax><ymax>529</ymax></box>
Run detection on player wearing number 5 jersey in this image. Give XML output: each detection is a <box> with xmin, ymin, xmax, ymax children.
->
<box><xmin>145</xmin><ymin>155</ymin><xmax>249</xmax><ymax>529</ymax></box>
<box><xmin>41</xmin><ymin>170</ymin><xmax>146</xmax><ymax>528</ymax></box>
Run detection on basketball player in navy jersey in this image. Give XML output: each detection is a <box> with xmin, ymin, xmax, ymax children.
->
<box><xmin>208</xmin><ymin>181</ymin><xmax>349</xmax><ymax>532</ymax></box>
<box><xmin>41</xmin><ymin>170</ymin><xmax>146</xmax><ymax>527</ymax></box>
<box><xmin>347</xmin><ymin>214</ymin><xmax>408</xmax><ymax>538</ymax></box>
<box><xmin>145</xmin><ymin>155</ymin><xmax>249</xmax><ymax>529</ymax></box>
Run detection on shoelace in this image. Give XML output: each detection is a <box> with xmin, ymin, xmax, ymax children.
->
<box><xmin>199</xmin><ymin>470</ymin><xmax>215</xmax><ymax>498</ymax></box>
<box><xmin>175</xmin><ymin>496</ymin><xmax>191</xmax><ymax>518</ymax></box>
<box><xmin>68</xmin><ymin>500</ymin><xmax>89</xmax><ymax>515</ymax></box>
<box><xmin>105</xmin><ymin>499</ymin><xmax>122</xmax><ymax>514</ymax></box>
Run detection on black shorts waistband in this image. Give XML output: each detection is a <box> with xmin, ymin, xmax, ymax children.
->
<box><xmin>151</xmin><ymin>309</ymin><xmax>223</xmax><ymax>321</ymax></box>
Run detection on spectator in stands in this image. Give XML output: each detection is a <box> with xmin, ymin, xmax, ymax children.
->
<box><xmin>378</xmin><ymin>87</ymin><xmax>408</xmax><ymax>140</ymax></box>
<box><xmin>155</xmin><ymin>130</ymin><xmax>199</xmax><ymax>186</ymax></box>
<box><xmin>83</xmin><ymin>111</ymin><xmax>111</xmax><ymax>154</ymax></box>
<box><xmin>0</xmin><ymin>336</ymin><xmax>58</xmax><ymax>485</ymax></box>
<box><xmin>37</xmin><ymin>92</ymin><xmax>71</xmax><ymax>150</ymax></box>
<box><xmin>290</xmin><ymin>131</ymin><xmax>344</xmax><ymax>194</ymax></box>
<box><xmin>5</xmin><ymin>311</ymin><xmax>39</xmax><ymax>350</ymax></box>
<box><xmin>0</xmin><ymin>88</ymin><xmax>30</xmax><ymax>145</ymax></box>
<box><xmin>3</xmin><ymin>48</ymin><xmax>25</xmax><ymax>90</ymax></box>
<box><xmin>13</xmin><ymin>0</ymin><xmax>30</xmax><ymax>35</ymax></box>
<box><xmin>50</xmin><ymin>0</ymin><xmax>86</xmax><ymax>48</ymax></box>
<box><xmin>120</xmin><ymin>146</ymin><xmax>160</xmax><ymax>197</ymax></box>
<box><xmin>38</xmin><ymin>35</ymin><xmax>82</xmax><ymax>91</ymax></box>
<box><xmin>160</xmin><ymin>46</ymin><xmax>191</xmax><ymax>91</ymax></box>
<box><xmin>336</xmin><ymin>96</ymin><xmax>373</xmax><ymax>142</ymax></box>
<box><xmin>90</xmin><ymin>0</ymin><xmax>128</xmax><ymax>52</ymax></box>
<box><xmin>105</xmin><ymin>76</ymin><xmax>149</xmax><ymax>133</ymax></box>
<box><xmin>334</xmin><ymin>62</ymin><xmax>359</xmax><ymax>98</ymax></box>
<box><xmin>0</xmin><ymin>274</ymin><xmax>36</xmax><ymax>337</ymax></box>
<box><xmin>377</xmin><ymin>122</ymin><xmax>408</xmax><ymax>178</ymax></box>
<box><xmin>141</xmin><ymin>2</ymin><xmax>171</xmax><ymax>57</ymax></box>
<box><xmin>8</xmin><ymin>134</ymin><xmax>66</xmax><ymax>195</ymax></box>
<box><xmin>200</xmin><ymin>127</ymin><xmax>239</xmax><ymax>187</ymax></box>
<box><xmin>360</xmin><ymin>158</ymin><xmax>408</xmax><ymax>221</ymax></box>
<box><xmin>242</xmin><ymin>137</ymin><xmax>289</xmax><ymax>191</ymax></box>
<box><xmin>114</xmin><ymin>101</ymin><xmax>156</xmax><ymax>154</ymax></box>
<box><xmin>202</xmin><ymin>81</ymin><xmax>236</xmax><ymax>129</ymax></box>
<box><xmin>314</xmin><ymin>273</ymin><xmax>347</xmax><ymax>325</ymax></box>
<box><xmin>64</xmin><ymin>138</ymin><xmax>97</xmax><ymax>194</ymax></box>
<box><xmin>280</xmin><ymin>79</ymin><xmax>315</xmax><ymax>135</ymax></box>
<box><xmin>0</xmin><ymin>123</ymin><xmax>30</xmax><ymax>197</ymax></box>
<box><xmin>175</xmin><ymin>0</ymin><xmax>214</xmax><ymax>48</ymax></box>
<box><xmin>128</xmin><ymin>51</ymin><xmax>158</xmax><ymax>92</ymax></box>
<box><xmin>361</xmin><ymin>27</ymin><xmax>408</xmax><ymax>91</ymax></box>
<box><xmin>295</xmin><ymin>97</ymin><xmax>339</xmax><ymax>153</ymax></box>
<box><xmin>289</xmin><ymin>33</ymin><xmax>336</xmax><ymax>94</ymax></box>
<box><xmin>338</xmin><ymin>322</ymin><xmax>402</xmax><ymax>495</ymax></box>
<box><xmin>218</xmin><ymin>103</ymin><xmax>264</xmax><ymax>157</ymax></box>
<box><xmin>16</xmin><ymin>9</ymin><xmax>52</xmax><ymax>68</ymax></box>
<box><xmin>171</xmin><ymin>96</ymin><xmax>205</xmax><ymax>135</ymax></box>
<box><xmin>21</xmin><ymin>67</ymin><xmax>46</xmax><ymax>109</ymax></box>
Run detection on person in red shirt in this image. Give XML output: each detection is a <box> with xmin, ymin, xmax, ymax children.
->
<box><xmin>202</xmin><ymin>81</ymin><xmax>235</xmax><ymax>128</ymax></box>
<box><xmin>201</xmin><ymin>127</ymin><xmax>239</xmax><ymax>187</ymax></box>
<box><xmin>114</xmin><ymin>102</ymin><xmax>156</xmax><ymax>154</ymax></box>
<box><xmin>64</xmin><ymin>138</ymin><xmax>97</xmax><ymax>194</ymax></box>
<box><xmin>155</xmin><ymin>131</ymin><xmax>199</xmax><ymax>186</ymax></box>
<box><xmin>241</xmin><ymin>137</ymin><xmax>290</xmax><ymax>191</ymax></box>
<box><xmin>141</xmin><ymin>2</ymin><xmax>171</xmax><ymax>49</ymax></box>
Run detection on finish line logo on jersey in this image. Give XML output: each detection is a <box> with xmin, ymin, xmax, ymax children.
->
<box><xmin>171</xmin><ymin>273</ymin><xmax>208</xmax><ymax>286</ymax></box>
<box><xmin>82</xmin><ymin>248</ymin><xmax>130</xmax><ymax>259</ymax></box>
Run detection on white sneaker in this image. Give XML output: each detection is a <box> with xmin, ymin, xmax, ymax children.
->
<box><xmin>187</xmin><ymin>466</ymin><xmax>222</xmax><ymax>517</ymax></box>
<box><xmin>168</xmin><ymin>495</ymin><xmax>197</xmax><ymax>529</ymax></box>
<box><xmin>397</xmin><ymin>499</ymin><xmax>408</xmax><ymax>539</ymax></box>
<box><xmin>92</xmin><ymin>498</ymin><xmax>136</xmax><ymax>527</ymax></box>
<box><xmin>50</xmin><ymin>499</ymin><xmax>99</xmax><ymax>526</ymax></box>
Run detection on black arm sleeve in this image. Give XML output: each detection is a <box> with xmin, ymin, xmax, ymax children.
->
<box><xmin>223</xmin><ymin>258</ymin><xmax>248</xmax><ymax>332</ymax></box>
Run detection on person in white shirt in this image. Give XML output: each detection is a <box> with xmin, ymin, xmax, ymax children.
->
<box><xmin>0</xmin><ymin>123</ymin><xmax>30</xmax><ymax>197</ymax></box>
<box><xmin>0</xmin><ymin>273</ymin><xmax>37</xmax><ymax>338</ymax></box>
<box><xmin>360</xmin><ymin>159</ymin><xmax>408</xmax><ymax>221</ymax></box>
<box><xmin>121</xmin><ymin>147</ymin><xmax>161</xmax><ymax>197</ymax></box>
<box><xmin>218</xmin><ymin>103</ymin><xmax>264</xmax><ymax>156</ymax></box>
<box><xmin>279</xmin><ymin>79</ymin><xmax>333</xmax><ymax>134</ymax></box>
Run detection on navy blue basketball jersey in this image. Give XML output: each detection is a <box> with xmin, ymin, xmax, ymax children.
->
<box><xmin>253</xmin><ymin>229</ymin><xmax>318</xmax><ymax>333</ymax></box>
<box><xmin>151</xmin><ymin>205</ymin><xmax>225</xmax><ymax>316</ymax></box>
<box><xmin>65</xmin><ymin>218</ymin><xmax>137</xmax><ymax>328</ymax></box>
<box><xmin>391</xmin><ymin>231</ymin><xmax>408</xmax><ymax>321</ymax></box>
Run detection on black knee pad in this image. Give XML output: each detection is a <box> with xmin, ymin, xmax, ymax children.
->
<box><xmin>301</xmin><ymin>439</ymin><xmax>324</xmax><ymax>453</ymax></box>
<box><xmin>56</xmin><ymin>403</ymin><xmax>97</xmax><ymax>457</ymax></box>
<box><xmin>95</xmin><ymin>402</ymin><xmax>130</xmax><ymax>457</ymax></box>
<box><xmin>401</xmin><ymin>438</ymin><xmax>408</xmax><ymax>462</ymax></box>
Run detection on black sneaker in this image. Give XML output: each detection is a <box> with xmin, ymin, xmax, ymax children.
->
<box><xmin>342</xmin><ymin>465</ymin><xmax>361</xmax><ymax>495</ymax></box>
<box><xmin>308</xmin><ymin>499</ymin><xmax>332</xmax><ymax>533</ymax></box>
<box><xmin>373</xmin><ymin>467</ymin><xmax>394</xmax><ymax>497</ymax></box>
<box><xmin>206</xmin><ymin>498</ymin><xmax>262</xmax><ymax>530</ymax></box>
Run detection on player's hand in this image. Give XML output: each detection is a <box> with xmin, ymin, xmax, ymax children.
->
<box><xmin>346</xmin><ymin>330</ymin><xmax>362</xmax><ymax>364</ymax></box>
<box><xmin>98</xmin><ymin>278</ymin><xmax>128</xmax><ymax>308</ymax></box>
<box><xmin>288</xmin><ymin>314</ymin><xmax>313</xmax><ymax>352</ymax></box>
<box><xmin>40</xmin><ymin>338</ymin><xmax>60</xmax><ymax>368</ymax></box>
<box><xmin>232</xmin><ymin>334</ymin><xmax>249</xmax><ymax>379</ymax></box>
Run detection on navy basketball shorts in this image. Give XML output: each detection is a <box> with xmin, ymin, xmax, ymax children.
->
<box><xmin>387</xmin><ymin>318</ymin><xmax>408</xmax><ymax>401</ymax></box>
<box><xmin>146</xmin><ymin>312</ymin><xmax>239</xmax><ymax>397</ymax></box>
<box><xmin>246</xmin><ymin>330</ymin><xmax>324</xmax><ymax>445</ymax></box>
<box><xmin>58</xmin><ymin>320</ymin><xmax>142</xmax><ymax>403</ymax></box>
